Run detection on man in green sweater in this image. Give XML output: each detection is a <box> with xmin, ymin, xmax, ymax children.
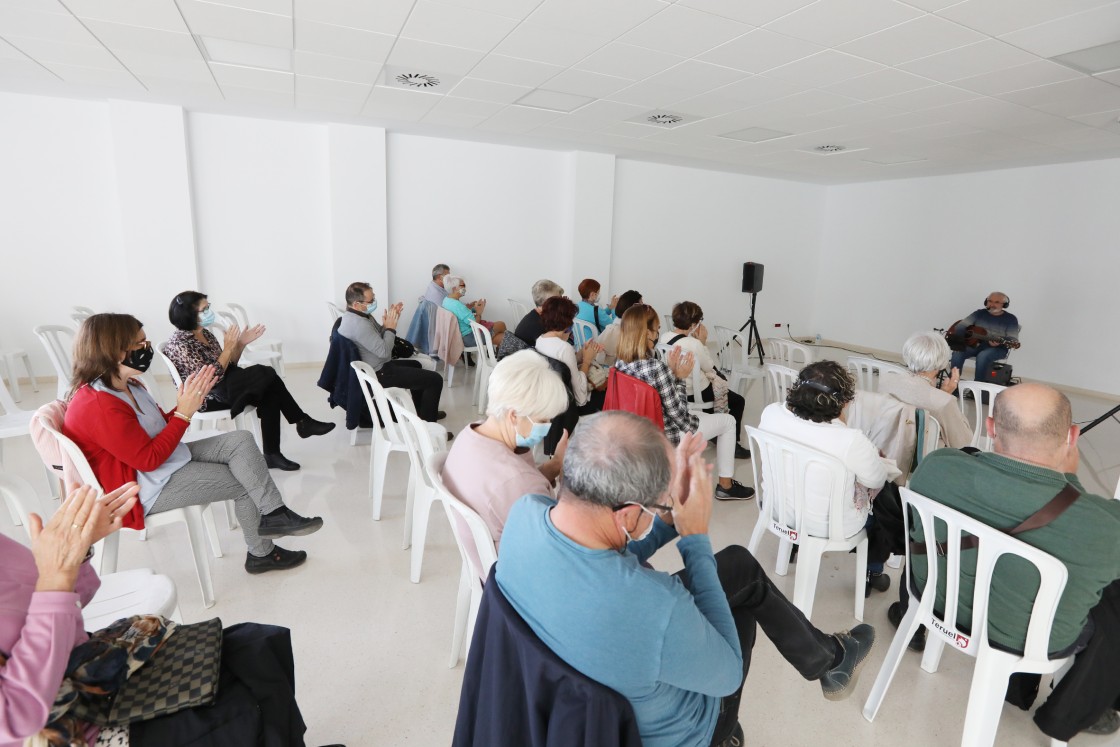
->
<box><xmin>907</xmin><ymin>382</ymin><xmax>1120</xmax><ymax>741</ymax></box>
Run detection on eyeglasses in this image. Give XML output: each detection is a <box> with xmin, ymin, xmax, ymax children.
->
<box><xmin>130</xmin><ymin>340</ymin><xmax>152</xmax><ymax>351</ymax></box>
<box><xmin>613</xmin><ymin>500</ymin><xmax>673</xmax><ymax>515</ymax></box>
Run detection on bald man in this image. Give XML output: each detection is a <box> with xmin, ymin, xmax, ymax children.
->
<box><xmin>947</xmin><ymin>291</ymin><xmax>1021</xmax><ymax>381</ymax></box>
<box><xmin>907</xmin><ymin>383</ymin><xmax>1120</xmax><ymax>740</ymax></box>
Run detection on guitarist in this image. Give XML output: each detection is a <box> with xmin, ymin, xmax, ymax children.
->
<box><xmin>947</xmin><ymin>291</ymin><xmax>1021</xmax><ymax>380</ymax></box>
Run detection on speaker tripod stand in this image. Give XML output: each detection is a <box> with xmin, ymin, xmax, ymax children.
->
<box><xmin>738</xmin><ymin>291</ymin><xmax>765</xmax><ymax>367</ymax></box>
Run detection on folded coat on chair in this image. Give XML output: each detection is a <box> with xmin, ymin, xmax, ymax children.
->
<box><xmin>316</xmin><ymin>331</ymin><xmax>372</xmax><ymax>430</ymax></box>
<box><xmin>432</xmin><ymin>306</ymin><xmax>465</xmax><ymax>367</ymax></box>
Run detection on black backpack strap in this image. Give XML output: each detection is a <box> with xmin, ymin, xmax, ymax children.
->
<box><xmin>667</xmin><ymin>334</ymin><xmax>686</xmax><ymax>345</ymax></box>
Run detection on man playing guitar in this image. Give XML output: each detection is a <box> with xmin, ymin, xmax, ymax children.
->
<box><xmin>946</xmin><ymin>291</ymin><xmax>1021</xmax><ymax>380</ymax></box>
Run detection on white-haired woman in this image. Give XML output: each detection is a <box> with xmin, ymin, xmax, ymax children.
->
<box><xmin>441</xmin><ymin>275</ymin><xmax>505</xmax><ymax>348</ymax></box>
<box><xmin>441</xmin><ymin>351</ymin><xmax>569</xmax><ymax>545</ymax></box>
<box><xmin>878</xmin><ymin>331</ymin><xmax>973</xmax><ymax>449</ymax></box>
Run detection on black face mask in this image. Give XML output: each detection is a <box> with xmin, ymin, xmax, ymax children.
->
<box><xmin>123</xmin><ymin>345</ymin><xmax>154</xmax><ymax>373</ymax></box>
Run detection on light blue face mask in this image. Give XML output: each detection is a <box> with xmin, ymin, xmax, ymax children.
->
<box><xmin>515</xmin><ymin>421</ymin><xmax>551</xmax><ymax>448</ymax></box>
<box><xmin>198</xmin><ymin>307</ymin><xmax>216</xmax><ymax>327</ymax></box>
<box><xmin>366</xmin><ymin>299</ymin><xmax>378</xmax><ymax>315</ymax></box>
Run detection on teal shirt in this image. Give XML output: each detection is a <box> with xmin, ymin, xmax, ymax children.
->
<box><xmin>496</xmin><ymin>495</ymin><xmax>742</xmax><ymax>747</ymax></box>
<box><xmin>909</xmin><ymin>449</ymin><xmax>1120</xmax><ymax>653</ymax></box>
<box><xmin>442</xmin><ymin>296</ymin><xmax>474</xmax><ymax>338</ymax></box>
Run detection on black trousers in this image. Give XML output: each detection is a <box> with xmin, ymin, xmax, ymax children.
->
<box><xmin>699</xmin><ymin>385</ymin><xmax>746</xmax><ymax>445</ymax></box>
<box><xmin>674</xmin><ymin>546</ymin><xmax>839</xmax><ymax>745</ymax></box>
<box><xmin>212</xmin><ymin>366</ymin><xmax>305</xmax><ymax>455</ymax></box>
<box><xmin>376</xmin><ymin>359</ymin><xmax>443</xmax><ymax>422</ymax></box>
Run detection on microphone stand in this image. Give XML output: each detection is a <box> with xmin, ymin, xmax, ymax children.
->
<box><xmin>1080</xmin><ymin>403</ymin><xmax>1120</xmax><ymax>435</ymax></box>
<box><xmin>737</xmin><ymin>291</ymin><xmax>765</xmax><ymax>367</ymax></box>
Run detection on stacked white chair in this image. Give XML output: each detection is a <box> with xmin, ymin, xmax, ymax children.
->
<box><xmin>863</xmin><ymin>487</ymin><xmax>1072</xmax><ymax>747</ymax></box>
<box><xmin>571</xmin><ymin>318</ymin><xmax>597</xmax><ymax>351</ymax></box>
<box><xmin>212</xmin><ymin>311</ymin><xmax>284</xmax><ymax>375</ymax></box>
<box><xmin>847</xmin><ymin>356</ymin><xmax>909</xmax><ymax>392</ymax></box>
<box><xmin>225</xmin><ymin>303</ymin><xmax>285</xmax><ymax>375</ymax></box>
<box><xmin>766</xmin><ymin>337</ymin><xmax>814</xmax><ymax>369</ymax></box>
<box><xmin>713</xmin><ymin>325</ymin><xmax>765</xmax><ymax>398</ymax></box>
<box><xmin>468</xmin><ymin>320</ymin><xmax>497</xmax><ymax>414</ymax></box>
<box><xmin>762</xmin><ymin>362</ymin><xmax>799</xmax><ymax>407</ymax></box>
<box><xmin>326</xmin><ymin>301</ymin><xmax>344</xmax><ymax>323</ymax></box>
<box><xmin>0</xmin><ymin>374</ymin><xmax>59</xmax><ymax>522</ymax></box>
<box><xmin>745</xmin><ymin>426</ymin><xmax>867</xmax><ymax>621</ymax></box>
<box><xmin>0</xmin><ymin>345</ymin><xmax>38</xmax><ymax>403</ymax></box>
<box><xmin>507</xmin><ymin>298</ymin><xmax>529</xmax><ymax>322</ymax></box>
<box><xmin>958</xmin><ymin>381</ymin><xmax>1007</xmax><ymax>451</ymax></box>
<box><xmin>34</xmin><ymin>324</ymin><xmax>75</xmax><ymax>400</ymax></box>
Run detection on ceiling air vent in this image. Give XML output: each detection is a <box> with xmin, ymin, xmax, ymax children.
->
<box><xmin>815</xmin><ymin>144</ymin><xmax>845</xmax><ymax>153</ymax></box>
<box><xmin>626</xmin><ymin>110</ymin><xmax>692</xmax><ymax>128</ymax></box>
<box><xmin>395</xmin><ymin>72</ymin><xmax>440</xmax><ymax>89</ymax></box>
<box><xmin>648</xmin><ymin>113</ymin><xmax>683</xmax><ymax>125</ymax></box>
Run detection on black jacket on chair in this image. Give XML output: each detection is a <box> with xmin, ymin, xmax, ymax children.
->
<box><xmin>453</xmin><ymin>567</ymin><xmax>643</xmax><ymax>747</ymax></box>
<box><xmin>316</xmin><ymin>327</ymin><xmax>372</xmax><ymax>430</ymax></box>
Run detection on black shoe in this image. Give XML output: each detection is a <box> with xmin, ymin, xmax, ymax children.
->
<box><xmin>1084</xmin><ymin>709</ymin><xmax>1120</xmax><ymax>735</ymax></box>
<box><xmin>436</xmin><ymin>410</ymin><xmax>447</xmax><ymax>421</ymax></box>
<box><xmin>715</xmin><ymin>479</ymin><xmax>755</xmax><ymax>500</ymax></box>
<box><xmin>887</xmin><ymin>601</ymin><xmax>927</xmax><ymax>652</ymax></box>
<box><xmin>257</xmin><ymin>507</ymin><xmax>324</xmax><ymax>539</ymax></box>
<box><xmin>446</xmin><ymin>431</ymin><xmax>454</xmax><ymax>442</ymax></box>
<box><xmin>245</xmin><ymin>545</ymin><xmax>307</xmax><ymax>574</ymax></box>
<box><xmin>865</xmin><ymin>571</ymin><xmax>891</xmax><ymax>598</ymax></box>
<box><xmin>296</xmin><ymin>417</ymin><xmax>336</xmax><ymax>438</ymax></box>
<box><xmin>820</xmin><ymin>624</ymin><xmax>876</xmax><ymax>701</ymax></box>
<box><xmin>716</xmin><ymin>723</ymin><xmax>744</xmax><ymax>747</ymax></box>
<box><xmin>734</xmin><ymin>444</ymin><xmax>751</xmax><ymax>460</ymax></box>
<box><xmin>264</xmin><ymin>452</ymin><xmax>300</xmax><ymax>471</ymax></box>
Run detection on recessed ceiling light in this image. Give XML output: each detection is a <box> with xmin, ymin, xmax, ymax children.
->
<box><xmin>625</xmin><ymin>110</ymin><xmax>692</xmax><ymax>128</ymax></box>
<box><xmin>1051</xmin><ymin>40</ymin><xmax>1120</xmax><ymax>74</ymax></box>
<box><xmin>198</xmin><ymin>36</ymin><xmax>292</xmax><ymax>72</ymax></box>
<box><xmin>719</xmin><ymin>127</ymin><xmax>792</xmax><ymax>143</ymax></box>
<box><xmin>515</xmin><ymin>90</ymin><xmax>594</xmax><ymax>113</ymax></box>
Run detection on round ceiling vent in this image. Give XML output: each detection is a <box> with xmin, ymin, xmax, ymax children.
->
<box><xmin>396</xmin><ymin>72</ymin><xmax>440</xmax><ymax>89</ymax></box>
<box><xmin>648</xmin><ymin>113</ymin><xmax>683</xmax><ymax>125</ymax></box>
<box><xmin>815</xmin><ymin>144</ymin><xmax>845</xmax><ymax>153</ymax></box>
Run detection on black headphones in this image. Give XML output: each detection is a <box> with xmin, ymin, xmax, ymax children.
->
<box><xmin>984</xmin><ymin>295</ymin><xmax>1010</xmax><ymax>309</ymax></box>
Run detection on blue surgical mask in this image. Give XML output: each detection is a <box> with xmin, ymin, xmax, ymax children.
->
<box><xmin>367</xmin><ymin>299</ymin><xmax>378</xmax><ymax>315</ymax></box>
<box><xmin>198</xmin><ymin>308</ymin><xmax>216</xmax><ymax>327</ymax></box>
<box><xmin>515</xmin><ymin>421</ymin><xmax>550</xmax><ymax>448</ymax></box>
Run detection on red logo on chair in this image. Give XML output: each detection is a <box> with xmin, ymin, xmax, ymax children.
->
<box><xmin>955</xmin><ymin>633</ymin><xmax>969</xmax><ymax>649</ymax></box>
<box><xmin>770</xmin><ymin>522</ymin><xmax>797</xmax><ymax>542</ymax></box>
<box><xmin>931</xmin><ymin>619</ymin><xmax>970</xmax><ymax>649</ymax></box>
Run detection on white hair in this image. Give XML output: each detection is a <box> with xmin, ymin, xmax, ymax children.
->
<box><xmin>445</xmin><ymin>275</ymin><xmax>465</xmax><ymax>293</ymax></box>
<box><xmin>485</xmin><ymin>351</ymin><xmax>568</xmax><ymax>422</ymax></box>
<box><xmin>562</xmin><ymin>411</ymin><xmax>670</xmax><ymax>509</ymax></box>
<box><xmin>902</xmin><ymin>331</ymin><xmax>951</xmax><ymax>373</ymax></box>
<box><xmin>531</xmin><ymin>279</ymin><xmax>564</xmax><ymax>308</ymax></box>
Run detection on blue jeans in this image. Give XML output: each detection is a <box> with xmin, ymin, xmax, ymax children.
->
<box><xmin>950</xmin><ymin>344</ymin><xmax>1009</xmax><ymax>381</ymax></box>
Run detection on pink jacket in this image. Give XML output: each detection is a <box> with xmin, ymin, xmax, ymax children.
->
<box><xmin>0</xmin><ymin>534</ymin><xmax>101</xmax><ymax>747</ymax></box>
<box><xmin>433</xmin><ymin>306</ymin><xmax>465</xmax><ymax>367</ymax></box>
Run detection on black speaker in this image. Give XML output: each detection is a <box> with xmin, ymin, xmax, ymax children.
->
<box><xmin>742</xmin><ymin>262</ymin><xmax>764</xmax><ymax>294</ymax></box>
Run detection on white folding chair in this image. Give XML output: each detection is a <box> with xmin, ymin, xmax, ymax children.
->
<box><xmin>154</xmin><ymin>346</ymin><xmax>260</xmax><ymax>450</ymax></box>
<box><xmin>766</xmin><ymin>337</ymin><xmax>814</xmax><ymax>369</ymax></box>
<box><xmin>326</xmin><ymin>301</ymin><xmax>344</xmax><ymax>323</ymax></box>
<box><xmin>468</xmin><ymin>320</ymin><xmax>497</xmax><ymax>414</ymax></box>
<box><xmin>36</xmin><ymin>416</ymin><xmax>217</xmax><ymax>608</ymax></box>
<box><xmin>351</xmin><ymin>361</ymin><xmax>416</xmax><ymax>521</ymax></box>
<box><xmin>212</xmin><ymin>312</ymin><xmax>284</xmax><ymax>375</ymax></box>
<box><xmin>0</xmin><ymin>346</ymin><xmax>38</xmax><ymax>403</ymax></box>
<box><xmin>847</xmin><ymin>356</ymin><xmax>908</xmax><ymax>392</ymax></box>
<box><xmin>713</xmin><ymin>325</ymin><xmax>765</xmax><ymax>398</ymax></box>
<box><xmin>69</xmin><ymin>305</ymin><xmax>93</xmax><ymax>328</ymax></box>
<box><xmin>745</xmin><ymin>426</ymin><xmax>867</xmax><ymax>621</ymax></box>
<box><xmin>0</xmin><ymin>471</ymin><xmax>181</xmax><ymax>629</ymax></box>
<box><xmin>571</xmin><ymin>319</ymin><xmax>597</xmax><ymax>352</ymax></box>
<box><xmin>428</xmin><ymin>451</ymin><xmax>498</xmax><ymax>668</ymax></box>
<box><xmin>958</xmin><ymin>381</ymin><xmax>1007</xmax><ymax>451</ymax></box>
<box><xmin>390</xmin><ymin>392</ymin><xmax>449</xmax><ymax>583</ymax></box>
<box><xmin>224</xmin><ymin>303</ymin><xmax>285</xmax><ymax>374</ymax></box>
<box><xmin>863</xmin><ymin>487</ymin><xmax>1072</xmax><ymax>747</ymax></box>
<box><xmin>34</xmin><ymin>324</ymin><xmax>76</xmax><ymax>400</ymax></box>
<box><xmin>656</xmin><ymin>342</ymin><xmax>706</xmax><ymax>414</ymax></box>
<box><xmin>507</xmin><ymin>298</ymin><xmax>529</xmax><ymax>322</ymax></box>
<box><xmin>763</xmin><ymin>362</ymin><xmax>799</xmax><ymax>406</ymax></box>
<box><xmin>446</xmin><ymin>325</ymin><xmax>478</xmax><ymax>389</ymax></box>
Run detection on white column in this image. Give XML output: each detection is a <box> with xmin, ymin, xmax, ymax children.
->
<box><xmin>564</xmin><ymin>151</ymin><xmax>616</xmax><ymax>296</ymax></box>
<box><xmin>327</xmin><ymin>123</ymin><xmax>388</xmax><ymax>304</ymax></box>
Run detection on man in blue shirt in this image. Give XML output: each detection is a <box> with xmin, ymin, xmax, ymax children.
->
<box><xmin>497</xmin><ymin>412</ymin><xmax>875</xmax><ymax>747</ymax></box>
<box><xmin>948</xmin><ymin>291</ymin><xmax>1021</xmax><ymax>380</ymax></box>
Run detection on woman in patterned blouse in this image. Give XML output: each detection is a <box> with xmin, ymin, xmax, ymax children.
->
<box><xmin>614</xmin><ymin>304</ymin><xmax>753</xmax><ymax>500</ymax></box>
<box><xmin>162</xmin><ymin>291</ymin><xmax>335</xmax><ymax>471</ymax></box>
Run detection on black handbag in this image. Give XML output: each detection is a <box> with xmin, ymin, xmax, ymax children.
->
<box><xmin>392</xmin><ymin>336</ymin><xmax>416</xmax><ymax>359</ymax></box>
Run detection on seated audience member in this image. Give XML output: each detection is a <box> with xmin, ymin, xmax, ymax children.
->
<box><xmin>661</xmin><ymin>301</ymin><xmax>749</xmax><ymax>460</ymax></box>
<box><xmin>535</xmin><ymin>296</ymin><xmax>605</xmax><ymax>414</ymax></box>
<box><xmin>575</xmin><ymin>278</ymin><xmax>617</xmax><ymax>334</ymax></box>
<box><xmin>424</xmin><ymin>263</ymin><xmax>451</xmax><ymax>305</ymax></box>
<box><xmin>164</xmin><ymin>291</ymin><xmax>334</xmax><ymax>471</ymax></box>
<box><xmin>615</xmin><ymin>305</ymin><xmax>752</xmax><ymax>500</ymax></box>
<box><xmin>906</xmin><ymin>383</ymin><xmax>1120</xmax><ymax>741</ymax></box>
<box><xmin>513</xmin><ymin>279</ymin><xmax>564</xmax><ymax>346</ymax></box>
<box><xmin>339</xmin><ymin>282</ymin><xmax>445</xmax><ymax>423</ymax></box>
<box><xmin>442</xmin><ymin>352</ymin><xmax>569</xmax><ymax>545</ymax></box>
<box><xmin>442</xmin><ymin>275</ymin><xmax>506</xmax><ymax>348</ymax></box>
<box><xmin>596</xmin><ymin>289</ymin><xmax>642</xmax><ymax>366</ymax></box>
<box><xmin>497</xmin><ymin>412</ymin><xmax>876</xmax><ymax>747</ymax></box>
<box><xmin>877</xmin><ymin>331</ymin><xmax>973</xmax><ymax>449</ymax></box>
<box><xmin>64</xmin><ymin>314</ymin><xmax>324</xmax><ymax>574</ymax></box>
<box><xmin>0</xmin><ymin>483</ymin><xmax>345</xmax><ymax>747</ymax></box>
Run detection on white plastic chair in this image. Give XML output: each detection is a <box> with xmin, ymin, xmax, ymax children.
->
<box><xmin>916</xmin><ymin>410</ymin><xmax>943</xmax><ymax>466</ymax></box>
<box><xmin>656</xmin><ymin>342</ymin><xmax>706</xmax><ymax>414</ymax></box>
<box><xmin>69</xmin><ymin>306</ymin><xmax>93</xmax><ymax>328</ymax></box>
<box><xmin>0</xmin><ymin>374</ymin><xmax>58</xmax><ymax>522</ymax></box>
<box><xmin>446</xmin><ymin>324</ymin><xmax>478</xmax><ymax>389</ymax></box>
<box><xmin>0</xmin><ymin>346</ymin><xmax>38</xmax><ymax>403</ymax></box>
<box><xmin>36</xmin><ymin>417</ymin><xmax>217</xmax><ymax>608</ymax></box>
<box><xmin>468</xmin><ymin>320</ymin><xmax>497</xmax><ymax>414</ymax></box>
<box><xmin>763</xmin><ymin>362</ymin><xmax>799</xmax><ymax>406</ymax></box>
<box><xmin>212</xmin><ymin>311</ymin><xmax>284</xmax><ymax>375</ymax></box>
<box><xmin>745</xmin><ymin>426</ymin><xmax>867</xmax><ymax>622</ymax></box>
<box><xmin>958</xmin><ymin>381</ymin><xmax>1007</xmax><ymax>451</ymax></box>
<box><xmin>427</xmin><ymin>451</ymin><xmax>498</xmax><ymax>668</ymax></box>
<box><xmin>34</xmin><ymin>324</ymin><xmax>76</xmax><ymax>400</ymax></box>
<box><xmin>224</xmin><ymin>303</ymin><xmax>285</xmax><ymax>374</ymax></box>
<box><xmin>326</xmin><ymin>301</ymin><xmax>344</xmax><ymax>323</ymax></box>
<box><xmin>351</xmin><ymin>361</ymin><xmax>415</xmax><ymax>521</ymax></box>
<box><xmin>571</xmin><ymin>318</ymin><xmax>597</xmax><ymax>351</ymax></box>
<box><xmin>847</xmin><ymin>356</ymin><xmax>908</xmax><ymax>392</ymax></box>
<box><xmin>863</xmin><ymin>487</ymin><xmax>1072</xmax><ymax>747</ymax></box>
<box><xmin>0</xmin><ymin>471</ymin><xmax>181</xmax><ymax>629</ymax></box>
<box><xmin>713</xmin><ymin>326</ymin><xmax>765</xmax><ymax>398</ymax></box>
<box><xmin>507</xmin><ymin>298</ymin><xmax>529</xmax><ymax>322</ymax></box>
<box><xmin>154</xmin><ymin>346</ymin><xmax>261</xmax><ymax>451</ymax></box>
<box><xmin>766</xmin><ymin>337</ymin><xmax>814</xmax><ymax>369</ymax></box>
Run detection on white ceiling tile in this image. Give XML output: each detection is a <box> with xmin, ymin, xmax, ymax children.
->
<box><xmin>201</xmin><ymin>0</ymin><xmax>292</xmax><ymax>14</ymax></box>
<box><xmin>115</xmin><ymin>49</ymin><xmax>213</xmax><ymax>81</ymax></box>
<box><xmin>293</xmin><ymin>50</ymin><xmax>380</xmax><ymax>83</ymax></box>
<box><xmin>543</xmin><ymin>68</ymin><xmax>632</xmax><ymax>98</ymax></box>
<box><xmin>952</xmin><ymin>60</ymin><xmax>1086</xmax><ymax>95</ymax></box>
<box><xmin>401</xmin><ymin>1</ymin><xmax>519</xmax><ymax>52</ymax></box>
<box><xmin>220</xmin><ymin>84</ymin><xmax>294</xmax><ymax>105</ymax></box>
<box><xmin>426</xmin><ymin>94</ymin><xmax>504</xmax><ymax>116</ymax></box>
<box><xmin>478</xmin><ymin>103</ymin><xmax>560</xmax><ymax>133</ymax></box>
<box><xmin>697</xmin><ymin>29</ymin><xmax>821</xmax><ymax>74</ymax></box>
<box><xmin>295</xmin><ymin>73</ymin><xmax>370</xmax><ymax>99</ymax></box>
<box><xmin>540</xmin><ymin>116</ymin><xmax>608</xmax><ymax>132</ymax></box>
<box><xmin>60</xmin><ymin>0</ymin><xmax>189</xmax><ymax>32</ymax></box>
<box><xmin>609</xmin><ymin>79</ymin><xmax>692</xmax><ymax>107</ymax></box>
<box><xmin>293</xmin><ymin>0</ymin><xmax>414</xmax><ymax>35</ymax></box>
<box><xmin>618</xmin><ymin>5</ymin><xmax>751</xmax><ymax>58</ymax></box>
<box><xmin>387</xmin><ymin>38</ymin><xmax>485</xmax><ymax>74</ymax></box>
<box><xmin>4</xmin><ymin>0</ymin><xmax>66</xmax><ymax>10</ymax></box>
<box><xmin>820</xmin><ymin>101</ymin><xmax>907</xmax><ymax>125</ymax></box>
<box><xmin>142</xmin><ymin>76</ymin><xmax>223</xmax><ymax>98</ymax></box>
<box><xmin>924</xmin><ymin>96</ymin><xmax>1049</xmax><ymax>129</ymax></box>
<box><xmin>561</xmin><ymin>98</ymin><xmax>648</xmax><ymax>122</ymax></box>
<box><xmin>672</xmin><ymin>90</ymin><xmax>752</xmax><ymax>117</ymax></box>
<box><xmin>740</xmin><ymin>89</ymin><xmax>858</xmax><ymax>119</ymax></box>
<box><xmin>527</xmin><ymin>0</ymin><xmax>666</xmax><ymax>38</ymax></box>
<box><xmin>517</xmin><ymin>88</ymin><xmax>594</xmax><ymax>111</ymax></box>
<box><xmin>765</xmin><ymin>0</ymin><xmax>923</xmax><ymax>48</ymax></box>
<box><xmin>938</xmin><ymin>0</ymin><xmax>1116</xmax><ymax>38</ymax></box>
<box><xmin>998</xmin><ymin>3</ymin><xmax>1120</xmax><ymax>58</ymax></box>
<box><xmin>643</xmin><ymin>60</ymin><xmax>747</xmax><ymax>95</ymax></box>
<box><xmin>0</xmin><ymin>57</ymin><xmax>72</xmax><ymax>87</ymax></box>
<box><xmin>824</xmin><ymin>68</ymin><xmax>937</xmax><ymax>101</ymax></box>
<box><xmin>469</xmin><ymin>53</ymin><xmax>563</xmax><ymax>86</ymax></box>
<box><xmin>178</xmin><ymin>0</ymin><xmax>293</xmax><ymax>47</ymax></box>
<box><xmin>1097</xmin><ymin>68</ymin><xmax>1120</xmax><ymax>85</ymax></box>
<box><xmin>436</xmin><ymin>0</ymin><xmax>540</xmax><ymax>18</ymax></box>
<box><xmin>1071</xmin><ymin>107</ymin><xmax>1120</xmax><ymax>130</ymax></box>
<box><xmin>677</xmin><ymin>0</ymin><xmax>814</xmax><ymax>26</ymax></box>
<box><xmin>1000</xmin><ymin>76</ymin><xmax>1120</xmax><ymax>117</ymax></box>
<box><xmin>896</xmin><ymin>0</ymin><xmax>965</xmax><ymax>12</ymax></box>
<box><xmin>294</xmin><ymin>23</ymin><xmax>393</xmax><ymax>63</ymax></box>
<box><xmin>210</xmin><ymin>61</ymin><xmax>294</xmax><ymax>91</ymax></box>
<box><xmin>0</xmin><ymin>6</ymin><xmax>95</xmax><ymax>44</ymax></box>
<box><xmin>362</xmin><ymin>84</ymin><xmax>440</xmax><ymax>119</ymax></box>
<box><xmin>873</xmin><ymin>83</ymin><xmax>981</xmax><ymax>110</ymax></box>
<box><xmin>449</xmin><ymin>77</ymin><xmax>529</xmax><ymax>103</ymax></box>
<box><xmin>713</xmin><ymin>74</ymin><xmax>805</xmax><ymax>105</ymax></box>
<box><xmin>493</xmin><ymin>23</ymin><xmax>610</xmax><ymax>66</ymax></box>
<box><xmin>766</xmin><ymin>50</ymin><xmax>884</xmax><ymax>88</ymax></box>
<box><xmin>40</xmin><ymin>61</ymin><xmax>140</xmax><ymax>89</ymax></box>
<box><xmin>0</xmin><ymin>38</ymin><xmax>30</xmax><ymax>61</ymax></box>
<box><xmin>899</xmin><ymin>39</ymin><xmax>1039</xmax><ymax>82</ymax></box>
<box><xmin>83</xmin><ymin>20</ymin><xmax>203</xmax><ymax>58</ymax></box>
<box><xmin>574</xmin><ymin>42</ymin><xmax>683</xmax><ymax>79</ymax></box>
<box><xmin>294</xmin><ymin>92</ymin><xmax>365</xmax><ymax>114</ymax></box>
<box><xmin>894</xmin><ymin>120</ymin><xmax>983</xmax><ymax>138</ymax></box>
<box><xmin>3</xmin><ymin>36</ymin><xmax>121</xmax><ymax>69</ymax></box>
<box><xmin>422</xmin><ymin>109</ymin><xmax>489</xmax><ymax>126</ymax></box>
<box><xmin>838</xmin><ymin>15</ymin><xmax>986</xmax><ymax>66</ymax></box>
<box><xmin>597</xmin><ymin>121</ymin><xmax>659</xmax><ymax>137</ymax></box>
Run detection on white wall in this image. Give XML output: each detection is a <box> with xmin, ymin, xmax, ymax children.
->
<box><xmin>816</xmin><ymin>158</ymin><xmax>1120</xmax><ymax>394</ymax></box>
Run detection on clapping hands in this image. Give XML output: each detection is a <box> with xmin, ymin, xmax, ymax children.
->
<box><xmin>667</xmin><ymin>346</ymin><xmax>695</xmax><ymax>379</ymax></box>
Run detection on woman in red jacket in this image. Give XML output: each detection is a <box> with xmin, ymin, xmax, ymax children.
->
<box><xmin>63</xmin><ymin>313</ymin><xmax>325</xmax><ymax>574</ymax></box>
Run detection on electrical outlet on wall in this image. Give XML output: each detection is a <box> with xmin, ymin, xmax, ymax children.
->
<box><xmin>773</xmin><ymin>322</ymin><xmax>782</xmax><ymax>328</ymax></box>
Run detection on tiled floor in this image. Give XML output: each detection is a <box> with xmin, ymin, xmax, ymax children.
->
<box><xmin>2</xmin><ymin>350</ymin><xmax>1118</xmax><ymax>747</ymax></box>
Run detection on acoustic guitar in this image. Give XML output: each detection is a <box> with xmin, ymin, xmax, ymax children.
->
<box><xmin>945</xmin><ymin>321</ymin><xmax>1021</xmax><ymax>352</ymax></box>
